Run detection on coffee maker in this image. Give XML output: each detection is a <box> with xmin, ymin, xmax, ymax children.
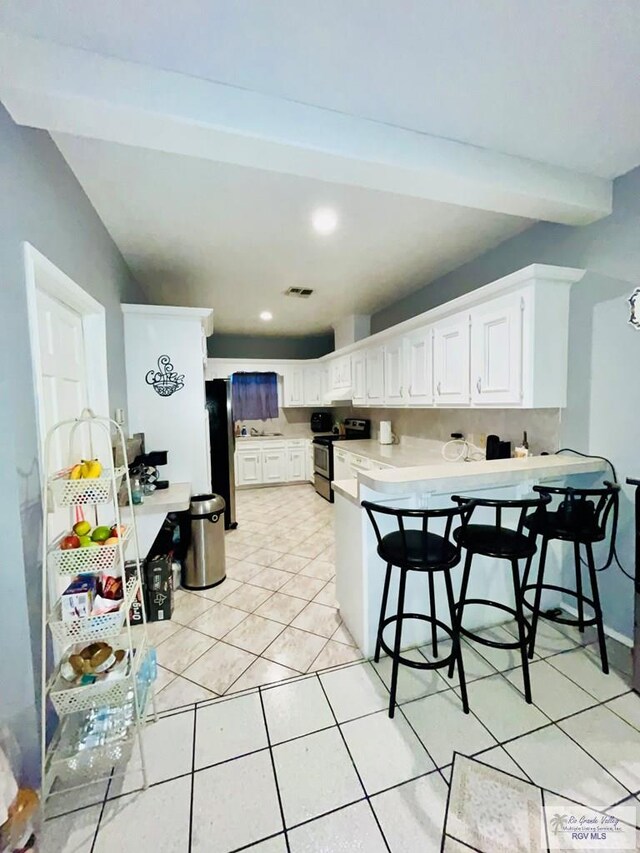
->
<box><xmin>131</xmin><ymin>450</ymin><xmax>169</xmax><ymax>493</ymax></box>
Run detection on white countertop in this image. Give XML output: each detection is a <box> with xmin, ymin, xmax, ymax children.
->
<box><xmin>236</xmin><ymin>434</ymin><xmax>315</xmax><ymax>442</ymax></box>
<box><xmin>336</xmin><ymin>439</ymin><xmax>448</xmax><ymax>468</ymax></box>
<box><xmin>124</xmin><ymin>481</ymin><xmax>192</xmax><ymax>515</ymax></box>
<box><xmin>358</xmin><ymin>455</ymin><xmax>609</xmax><ymax>496</ymax></box>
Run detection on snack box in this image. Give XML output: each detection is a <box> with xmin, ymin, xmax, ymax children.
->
<box><xmin>61</xmin><ymin>574</ymin><xmax>97</xmax><ymax>621</ymax></box>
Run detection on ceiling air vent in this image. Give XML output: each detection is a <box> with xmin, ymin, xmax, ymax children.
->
<box><xmin>284</xmin><ymin>287</ymin><xmax>314</xmax><ymax>298</ymax></box>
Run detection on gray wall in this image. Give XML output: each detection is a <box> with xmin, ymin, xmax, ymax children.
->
<box><xmin>208</xmin><ymin>332</ymin><xmax>334</xmax><ymax>360</ymax></box>
<box><xmin>0</xmin><ymin>103</ymin><xmax>146</xmax><ymax>785</ymax></box>
<box><xmin>373</xmin><ymin>165</ymin><xmax>640</xmax><ymax>641</ymax></box>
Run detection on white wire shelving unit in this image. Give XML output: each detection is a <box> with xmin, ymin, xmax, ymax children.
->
<box><xmin>41</xmin><ymin>410</ymin><xmax>157</xmax><ymax>810</ymax></box>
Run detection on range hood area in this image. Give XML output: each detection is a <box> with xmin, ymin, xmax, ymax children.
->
<box><xmin>323</xmin><ymin>386</ymin><xmax>353</xmax><ymax>403</ymax></box>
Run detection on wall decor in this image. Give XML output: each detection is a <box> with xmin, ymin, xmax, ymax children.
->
<box><xmin>628</xmin><ymin>287</ymin><xmax>640</xmax><ymax>330</ymax></box>
<box><xmin>145</xmin><ymin>355</ymin><xmax>185</xmax><ymax>397</ymax></box>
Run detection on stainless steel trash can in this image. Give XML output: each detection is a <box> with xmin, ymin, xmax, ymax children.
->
<box><xmin>183</xmin><ymin>494</ymin><xmax>226</xmax><ymax>590</ymax></box>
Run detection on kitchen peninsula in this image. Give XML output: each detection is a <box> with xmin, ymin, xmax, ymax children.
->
<box><xmin>333</xmin><ymin>452</ymin><xmax>609</xmax><ymax>656</ymax></box>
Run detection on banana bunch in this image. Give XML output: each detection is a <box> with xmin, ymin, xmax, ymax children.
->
<box><xmin>68</xmin><ymin>459</ymin><xmax>103</xmax><ymax>480</ymax></box>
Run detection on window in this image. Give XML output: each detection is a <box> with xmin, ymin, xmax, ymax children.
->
<box><xmin>231</xmin><ymin>372</ymin><xmax>278</xmax><ymax>421</ymax></box>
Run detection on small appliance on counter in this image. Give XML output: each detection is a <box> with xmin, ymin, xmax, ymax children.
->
<box><xmin>312</xmin><ymin>417</ymin><xmax>371</xmax><ymax>502</ymax></box>
<box><xmin>310</xmin><ymin>411</ymin><xmax>333</xmax><ymax>433</ymax></box>
<box><xmin>129</xmin><ymin>449</ymin><xmax>169</xmax><ymax>498</ymax></box>
<box><xmin>485</xmin><ymin>435</ymin><xmax>512</xmax><ymax>460</ymax></box>
<box><xmin>379</xmin><ymin>420</ymin><xmax>396</xmax><ymax>445</ymax></box>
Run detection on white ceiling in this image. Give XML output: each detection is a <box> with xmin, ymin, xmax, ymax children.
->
<box><xmin>54</xmin><ymin>134</ymin><xmax>531</xmax><ymax>335</ymax></box>
<box><xmin>2</xmin><ymin>0</ymin><xmax>640</xmax><ymax>178</ymax></box>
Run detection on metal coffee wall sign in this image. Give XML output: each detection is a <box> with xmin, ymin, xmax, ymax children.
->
<box><xmin>145</xmin><ymin>355</ymin><xmax>185</xmax><ymax>397</ymax></box>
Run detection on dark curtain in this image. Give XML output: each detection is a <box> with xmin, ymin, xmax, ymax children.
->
<box><xmin>231</xmin><ymin>372</ymin><xmax>279</xmax><ymax>421</ymax></box>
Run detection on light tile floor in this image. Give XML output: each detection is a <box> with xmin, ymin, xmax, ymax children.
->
<box><xmin>45</xmin><ymin>485</ymin><xmax>640</xmax><ymax>851</ymax></box>
<box><xmin>149</xmin><ymin>484</ymin><xmax>361</xmax><ymax>709</ymax></box>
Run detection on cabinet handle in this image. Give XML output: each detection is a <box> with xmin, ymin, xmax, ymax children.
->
<box><xmin>476</xmin><ymin>377</ymin><xmax>482</xmax><ymax>393</ymax></box>
<box><xmin>408</xmin><ymin>385</ymin><xmax>412</xmax><ymax>396</ymax></box>
<box><xmin>437</xmin><ymin>381</ymin><xmax>442</xmax><ymax>395</ymax></box>
<box><xmin>399</xmin><ymin>385</ymin><xmax>403</xmax><ymax>397</ymax></box>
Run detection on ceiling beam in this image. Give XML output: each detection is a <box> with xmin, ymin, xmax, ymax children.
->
<box><xmin>0</xmin><ymin>32</ymin><xmax>612</xmax><ymax>225</ymax></box>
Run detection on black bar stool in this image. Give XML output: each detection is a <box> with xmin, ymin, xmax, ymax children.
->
<box><xmin>522</xmin><ymin>481</ymin><xmax>620</xmax><ymax>673</ymax></box>
<box><xmin>362</xmin><ymin>500</ymin><xmax>475</xmax><ymax>717</ymax></box>
<box><xmin>449</xmin><ymin>493</ymin><xmax>551</xmax><ymax>703</ymax></box>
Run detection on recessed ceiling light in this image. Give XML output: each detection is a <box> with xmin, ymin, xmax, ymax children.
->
<box><xmin>311</xmin><ymin>207</ymin><xmax>338</xmax><ymax>235</ymax></box>
<box><xmin>260</xmin><ymin>311</ymin><xmax>273</xmax><ymax>321</ymax></box>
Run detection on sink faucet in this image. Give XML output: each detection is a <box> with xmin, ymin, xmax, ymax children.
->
<box><xmin>250</xmin><ymin>427</ymin><xmax>261</xmax><ymax>436</ymax></box>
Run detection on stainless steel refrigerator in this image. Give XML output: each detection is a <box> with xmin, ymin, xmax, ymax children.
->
<box><xmin>205</xmin><ymin>379</ymin><xmax>237</xmax><ymax>529</ymax></box>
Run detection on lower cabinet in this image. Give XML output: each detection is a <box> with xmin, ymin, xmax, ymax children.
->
<box><xmin>287</xmin><ymin>446</ymin><xmax>307</xmax><ymax>482</ymax></box>
<box><xmin>236</xmin><ymin>449</ymin><xmax>263</xmax><ymax>486</ymax></box>
<box><xmin>236</xmin><ymin>439</ymin><xmax>312</xmax><ymax>487</ymax></box>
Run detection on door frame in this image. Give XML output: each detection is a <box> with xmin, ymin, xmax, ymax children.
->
<box><xmin>23</xmin><ymin>242</ymin><xmax>110</xmax><ymax>469</ymax></box>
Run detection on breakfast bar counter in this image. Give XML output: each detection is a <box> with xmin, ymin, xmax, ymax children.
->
<box><xmin>333</xmin><ymin>454</ymin><xmax>609</xmax><ymax>657</ymax></box>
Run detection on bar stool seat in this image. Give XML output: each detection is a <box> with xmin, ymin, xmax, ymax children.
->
<box><xmin>454</xmin><ymin>525</ymin><xmax>536</xmax><ymax>559</ymax></box>
<box><xmin>378</xmin><ymin>530</ymin><xmax>458</xmax><ymax>570</ymax></box>
<box><xmin>524</xmin><ymin>508</ymin><xmax>606</xmax><ymax>544</ymax></box>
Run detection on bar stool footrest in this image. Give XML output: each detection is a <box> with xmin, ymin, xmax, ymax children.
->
<box><xmin>379</xmin><ymin>614</ymin><xmax>455</xmax><ymax>671</ymax></box>
<box><xmin>455</xmin><ymin>599</ymin><xmax>531</xmax><ymax>648</ymax></box>
<box><xmin>521</xmin><ymin>583</ymin><xmax>598</xmax><ymax>627</ymax></box>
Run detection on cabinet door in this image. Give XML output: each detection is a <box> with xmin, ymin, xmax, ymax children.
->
<box><xmin>303</xmin><ymin>365</ymin><xmax>322</xmax><ymax>405</ymax></box>
<box><xmin>405</xmin><ymin>328</ymin><xmax>433</xmax><ymax>405</ymax></box>
<box><xmin>384</xmin><ymin>339</ymin><xmax>404</xmax><ymax>404</ymax></box>
<box><xmin>284</xmin><ymin>366</ymin><xmax>305</xmax><ymax>406</ymax></box>
<box><xmin>262</xmin><ymin>448</ymin><xmax>286</xmax><ymax>483</ymax></box>
<box><xmin>287</xmin><ymin>448</ymin><xmax>306</xmax><ymax>481</ymax></box>
<box><xmin>351</xmin><ymin>352</ymin><xmax>366</xmax><ymax>406</ymax></box>
<box><xmin>333</xmin><ymin>448</ymin><xmax>352</xmax><ymax>481</ymax></box>
<box><xmin>433</xmin><ymin>313</ymin><xmax>470</xmax><ymax>406</ymax></box>
<box><xmin>366</xmin><ymin>347</ymin><xmax>385</xmax><ymax>405</ymax></box>
<box><xmin>470</xmin><ymin>294</ymin><xmax>523</xmax><ymax>405</ymax></box>
<box><xmin>237</xmin><ymin>450</ymin><xmax>263</xmax><ymax>486</ymax></box>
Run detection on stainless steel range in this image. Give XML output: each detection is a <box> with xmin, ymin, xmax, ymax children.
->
<box><xmin>313</xmin><ymin>418</ymin><xmax>371</xmax><ymax>502</ymax></box>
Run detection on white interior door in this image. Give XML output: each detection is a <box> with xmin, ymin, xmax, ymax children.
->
<box><xmin>36</xmin><ymin>290</ymin><xmax>90</xmax><ymax>474</ymax></box>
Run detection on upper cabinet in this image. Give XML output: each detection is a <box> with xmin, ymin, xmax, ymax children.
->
<box><xmin>283</xmin><ymin>365</ymin><xmax>305</xmax><ymax>406</ymax></box>
<box><xmin>351</xmin><ymin>351</ymin><xmax>366</xmax><ymax>407</ymax></box>
<box><xmin>405</xmin><ymin>327</ymin><xmax>433</xmax><ymax>405</ymax></box>
<box><xmin>206</xmin><ymin>265</ymin><xmax>584</xmax><ymax>411</ymax></box>
<box><xmin>303</xmin><ymin>364</ymin><xmax>323</xmax><ymax>406</ymax></box>
<box><xmin>433</xmin><ymin>312</ymin><xmax>471</xmax><ymax>406</ymax></box>
<box><xmin>384</xmin><ymin>339</ymin><xmax>404</xmax><ymax>405</ymax></box>
<box><xmin>470</xmin><ymin>292</ymin><xmax>522</xmax><ymax>406</ymax></box>
<box><xmin>365</xmin><ymin>346</ymin><xmax>385</xmax><ymax>405</ymax></box>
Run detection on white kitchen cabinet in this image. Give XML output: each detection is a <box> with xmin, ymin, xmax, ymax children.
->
<box><xmin>330</xmin><ymin>355</ymin><xmax>351</xmax><ymax>390</ymax></box>
<box><xmin>303</xmin><ymin>365</ymin><xmax>323</xmax><ymax>406</ymax></box>
<box><xmin>433</xmin><ymin>312</ymin><xmax>470</xmax><ymax>406</ymax></box>
<box><xmin>284</xmin><ymin>365</ymin><xmax>305</xmax><ymax>406</ymax></box>
<box><xmin>236</xmin><ymin>449</ymin><xmax>263</xmax><ymax>486</ymax></box>
<box><xmin>287</xmin><ymin>447</ymin><xmax>307</xmax><ymax>482</ymax></box>
<box><xmin>470</xmin><ymin>292</ymin><xmax>523</xmax><ymax>406</ymax></box>
<box><xmin>351</xmin><ymin>351</ymin><xmax>366</xmax><ymax>407</ymax></box>
<box><xmin>405</xmin><ymin>327</ymin><xmax>434</xmax><ymax>405</ymax></box>
<box><xmin>333</xmin><ymin>447</ymin><xmax>352</xmax><ymax>481</ymax></box>
<box><xmin>366</xmin><ymin>347</ymin><xmax>385</xmax><ymax>405</ymax></box>
<box><xmin>236</xmin><ymin>439</ymin><xmax>311</xmax><ymax>487</ymax></box>
<box><xmin>262</xmin><ymin>446</ymin><xmax>287</xmax><ymax>483</ymax></box>
<box><xmin>384</xmin><ymin>339</ymin><xmax>405</xmax><ymax>405</ymax></box>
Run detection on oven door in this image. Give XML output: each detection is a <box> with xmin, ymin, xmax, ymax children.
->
<box><xmin>313</xmin><ymin>443</ymin><xmax>331</xmax><ymax>479</ymax></box>
<box><xmin>314</xmin><ymin>473</ymin><xmax>333</xmax><ymax>503</ymax></box>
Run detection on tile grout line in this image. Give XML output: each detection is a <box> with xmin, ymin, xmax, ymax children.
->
<box><xmin>187</xmin><ymin>706</ymin><xmax>197</xmax><ymax>851</ymax></box>
<box><xmin>89</xmin><ymin>768</ymin><xmax>114</xmax><ymax>852</ymax></box>
<box><xmin>314</xmin><ymin>672</ymin><xmax>392</xmax><ymax>852</ymax></box>
<box><xmin>257</xmin><ymin>686</ymin><xmax>291</xmax><ymax>853</ymax></box>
